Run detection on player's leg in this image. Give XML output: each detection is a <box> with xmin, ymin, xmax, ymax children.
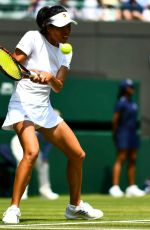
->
<box><xmin>39</xmin><ymin>121</ymin><xmax>85</xmax><ymax>206</ymax></box>
<box><xmin>2</xmin><ymin>121</ymin><xmax>39</xmax><ymax>224</ymax></box>
<box><xmin>10</xmin><ymin>134</ymin><xmax>29</xmax><ymax>200</ymax></box>
<box><xmin>39</xmin><ymin>121</ymin><xmax>103</xmax><ymax>219</ymax></box>
<box><xmin>12</xmin><ymin>121</ymin><xmax>39</xmax><ymax>206</ymax></box>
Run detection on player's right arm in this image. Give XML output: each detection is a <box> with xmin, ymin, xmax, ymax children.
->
<box><xmin>12</xmin><ymin>48</ymin><xmax>27</xmax><ymax>63</ymax></box>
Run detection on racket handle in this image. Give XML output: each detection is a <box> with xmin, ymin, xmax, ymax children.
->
<box><xmin>30</xmin><ymin>71</ymin><xmax>38</xmax><ymax>78</ymax></box>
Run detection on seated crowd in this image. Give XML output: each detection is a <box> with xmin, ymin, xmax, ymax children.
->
<box><xmin>0</xmin><ymin>0</ymin><xmax>150</xmax><ymax>22</ymax></box>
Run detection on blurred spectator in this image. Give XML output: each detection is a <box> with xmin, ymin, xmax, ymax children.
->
<box><xmin>120</xmin><ymin>0</ymin><xmax>148</xmax><ymax>20</ymax></box>
<box><xmin>109</xmin><ymin>79</ymin><xmax>145</xmax><ymax>197</ymax></box>
<box><xmin>0</xmin><ymin>0</ymin><xmax>31</xmax><ymax>19</ymax></box>
<box><xmin>79</xmin><ymin>0</ymin><xmax>102</xmax><ymax>21</ymax></box>
<box><xmin>27</xmin><ymin>0</ymin><xmax>41</xmax><ymax>16</ymax></box>
<box><xmin>0</xmin><ymin>0</ymin><xmax>13</xmax><ymax>3</ymax></box>
<box><xmin>27</xmin><ymin>0</ymin><xmax>47</xmax><ymax>17</ymax></box>
<box><xmin>58</xmin><ymin>0</ymin><xmax>79</xmax><ymax>19</ymax></box>
<box><xmin>142</xmin><ymin>0</ymin><xmax>150</xmax><ymax>21</ymax></box>
<box><xmin>1</xmin><ymin>0</ymin><xmax>150</xmax><ymax>21</ymax></box>
<box><xmin>27</xmin><ymin>0</ymin><xmax>79</xmax><ymax>19</ymax></box>
<box><xmin>101</xmin><ymin>0</ymin><xmax>122</xmax><ymax>21</ymax></box>
<box><xmin>11</xmin><ymin>132</ymin><xmax>59</xmax><ymax>200</ymax></box>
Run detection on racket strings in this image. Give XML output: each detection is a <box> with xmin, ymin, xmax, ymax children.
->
<box><xmin>0</xmin><ymin>49</ymin><xmax>21</xmax><ymax>80</ymax></box>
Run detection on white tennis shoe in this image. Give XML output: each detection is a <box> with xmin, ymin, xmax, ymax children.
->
<box><xmin>65</xmin><ymin>200</ymin><xmax>103</xmax><ymax>220</ymax></box>
<box><xmin>109</xmin><ymin>185</ymin><xmax>124</xmax><ymax>197</ymax></box>
<box><xmin>125</xmin><ymin>185</ymin><xmax>146</xmax><ymax>197</ymax></box>
<box><xmin>2</xmin><ymin>205</ymin><xmax>21</xmax><ymax>224</ymax></box>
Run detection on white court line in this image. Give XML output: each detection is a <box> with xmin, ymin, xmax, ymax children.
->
<box><xmin>0</xmin><ymin>228</ymin><xmax>139</xmax><ymax>230</ymax></box>
<box><xmin>0</xmin><ymin>227</ymin><xmax>124</xmax><ymax>230</ymax></box>
<box><xmin>0</xmin><ymin>219</ymin><xmax>150</xmax><ymax>229</ymax></box>
<box><xmin>0</xmin><ymin>227</ymin><xmax>149</xmax><ymax>230</ymax></box>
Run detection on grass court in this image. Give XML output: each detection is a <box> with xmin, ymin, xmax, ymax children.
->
<box><xmin>0</xmin><ymin>194</ymin><xmax>150</xmax><ymax>229</ymax></box>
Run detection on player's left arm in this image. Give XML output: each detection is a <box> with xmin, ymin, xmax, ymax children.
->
<box><xmin>38</xmin><ymin>66</ymin><xmax>69</xmax><ymax>93</ymax></box>
<box><xmin>48</xmin><ymin>66</ymin><xmax>69</xmax><ymax>93</ymax></box>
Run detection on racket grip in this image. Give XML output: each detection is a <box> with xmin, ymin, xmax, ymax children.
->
<box><xmin>30</xmin><ymin>71</ymin><xmax>38</xmax><ymax>78</ymax></box>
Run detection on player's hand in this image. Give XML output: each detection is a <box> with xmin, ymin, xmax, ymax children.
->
<box><xmin>30</xmin><ymin>71</ymin><xmax>53</xmax><ymax>84</ymax></box>
<box><xmin>29</xmin><ymin>69</ymin><xmax>41</xmax><ymax>83</ymax></box>
<box><xmin>39</xmin><ymin>72</ymin><xmax>53</xmax><ymax>84</ymax></box>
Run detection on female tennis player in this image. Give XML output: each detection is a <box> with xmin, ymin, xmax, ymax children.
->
<box><xmin>2</xmin><ymin>5</ymin><xmax>103</xmax><ymax>224</ymax></box>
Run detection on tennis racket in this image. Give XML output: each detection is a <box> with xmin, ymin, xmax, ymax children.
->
<box><xmin>0</xmin><ymin>46</ymin><xmax>37</xmax><ymax>81</ymax></box>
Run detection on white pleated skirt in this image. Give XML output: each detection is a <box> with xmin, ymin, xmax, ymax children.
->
<box><xmin>2</xmin><ymin>101</ymin><xmax>63</xmax><ymax>130</ymax></box>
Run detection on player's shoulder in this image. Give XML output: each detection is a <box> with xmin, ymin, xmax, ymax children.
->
<box><xmin>22</xmin><ymin>31</ymin><xmax>45</xmax><ymax>44</ymax></box>
<box><xmin>24</xmin><ymin>30</ymin><xmax>41</xmax><ymax>37</ymax></box>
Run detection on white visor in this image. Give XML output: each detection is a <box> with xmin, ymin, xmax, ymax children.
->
<box><xmin>47</xmin><ymin>12</ymin><xmax>77</xmax><ymax>27</ymax></box>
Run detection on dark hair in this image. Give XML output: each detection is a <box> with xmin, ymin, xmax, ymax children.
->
<box><xmin>36</xmin><ymin>5</ymin><xmax>67</xmax><ymax>35</ymax></box>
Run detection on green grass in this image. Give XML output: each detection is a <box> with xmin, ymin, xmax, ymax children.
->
<box><xmin>0</xmin><ymin>194</ymin><xmax>150</xmax><ymax>229</ymax></box>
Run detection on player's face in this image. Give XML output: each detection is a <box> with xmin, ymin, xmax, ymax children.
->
<box><xmin>47</xmin><ymin>24</ymin><xmax>71</xmax><ymax>46</ymax></box>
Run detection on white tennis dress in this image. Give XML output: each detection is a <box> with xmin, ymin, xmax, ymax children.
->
<box><xmin>2</xmin><ymin>31</ymin><xmax>72</xmax><ymax>130</ymax></box>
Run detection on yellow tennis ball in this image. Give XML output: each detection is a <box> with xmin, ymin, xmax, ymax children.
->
<box><xmin>60</xmin><ymin>43</ymin><xmax>72</xmax><ymax>54</ymax></box>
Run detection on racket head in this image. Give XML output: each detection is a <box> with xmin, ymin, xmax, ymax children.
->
<box><xmin>0</xmin><ymin>47</ymin><xmax>22</xmax><ymax>81</ymax></box>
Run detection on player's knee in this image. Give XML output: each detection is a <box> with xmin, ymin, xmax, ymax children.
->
<box><xmin>76</xmin><ymin>150</ymin><xmax>86</xmax><ymax>161</ymax></box>
<box><xmin>24</xmin><ymin>148</ymin><xmax>39</xmax><ymax>165</ymax></box>
<box><xmin>81</xmin><ymin>150</ymin><xmax>86</xmax><ymax>160</ymax></box>
<box><xmin>66</xmin><ymin>148</ymin><xmax>86</xmax><ymax>162</ymax></box>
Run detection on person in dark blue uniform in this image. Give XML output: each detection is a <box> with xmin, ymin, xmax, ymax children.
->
<box><xmin>109</xmin><ymin>79</ymin><xmax>145</xmax><ymax>197</ymax></box>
